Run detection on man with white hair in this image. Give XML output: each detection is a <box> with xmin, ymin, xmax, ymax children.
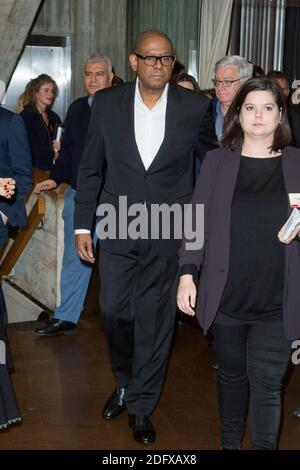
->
<box><xmin>35</xmin><ymin>53</ymin><xmax>114</xmax><ymax>336</ymax></box>
<box><xmin>213</xmin><ymin>55</ymin><xmax>253</xmax><ymax>140</ymax></box>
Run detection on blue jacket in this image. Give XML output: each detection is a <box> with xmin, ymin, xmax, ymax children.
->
<box><xmin>0</xmin><ymin>106</ymin><xmax>32</xmax><ymax>226</ymax></box>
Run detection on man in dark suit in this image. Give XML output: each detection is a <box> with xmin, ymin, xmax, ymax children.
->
<box><xmin>0</xmin><ymin>105</ymin><xmax>32</xmax><ymax>248</ymax></box>
<box><xmin>74</xmin><ymin>30</ymin><xmax>216</xmax><ymax>444</ymax></box>
<box><xmin>34</xmin><ymin>54</ymin><xmax>114</xmax><ymax>336</ymax></box>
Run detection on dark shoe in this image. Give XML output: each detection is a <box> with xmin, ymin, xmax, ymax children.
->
<box><xmin>102</xmin><ymin>387</ymin><xmax>127</xmax><ymax>420</ymax></box>
<box><xmin>35</xmin><ymin>319</ymin><xmax>77</xmax><ymax>336</ymax></box>
<box><xmin>37</xmin><ymin>310</ymin><xmax>51</xmax><ymax>321</ymax></box>
<box><xmin>294</xmin><ymin>406</ymin><xmax>300</xmax><ymax>418</ymax></box>
<box><xmin>128</xmin><ymin>414</ymin><xmax>156</xmax><ymax>444</ymax></box>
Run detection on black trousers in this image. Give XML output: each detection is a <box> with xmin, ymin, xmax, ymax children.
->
<box><xmin>212</xmin><ymin>319</ymin><xmax>291</xmax><ymax>450</ymax></box>
<box><xmin>99</xmin><ymin>240</ymin><xmax>178</xmax><ymax>416</ymax></box>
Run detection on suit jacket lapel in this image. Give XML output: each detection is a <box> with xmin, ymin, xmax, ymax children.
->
<box><xmin>119</xmin><ymin>80</ymin><xmax>146</xmax><ymax>173</ymax></box>
<box><xmin>147</xmin><ymin>83</ymin><xmax>181</xmax><ymax>172</ymax></box>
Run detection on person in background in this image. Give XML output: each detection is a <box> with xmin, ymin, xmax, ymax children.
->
<box><xmin>111</xmin><ymin>67</ymin><xmax>124</xmax><ymax>86</ymax></box>
<box><xmin>0</xmin><ymin>177</ymin><xmax>18</xmax><ymax>431</ymax></box>
<box><xmin>177</xmin><ymin>77</ymin><xmax>300</xmax><ymax>450</ymax></box>
<box><xmin>0</xmin><ymin>100</ymin><xmax>32</xmax><ymax>430</ymax></box>
<box><xmin>213</xmin><ymin>55</ymin><xmax>253</xmax><ymax>141</ymax></box>
<box><xmin>252</xmin><ymin>64</ymin><xmax>265</xmax><ymax>78</ymax></box>
<box><xmin>170</xmin><ymin>59</ymin><xmax>185</xmax><ymax>82</ymax></box>
<box><xmin>112</xmin><ymin>75</ymin><xmax>124</xmax><ymax>86</ymax></box>
<box><xmin>267</xmin><ymin>70</ymin><xmax>300</xmax><ymax>149</ymax></box>
<box><xmin>267</xmin><ymin>70</ymin><xmax>290</xmax><ymax>99</ymax></box>
<box><xmin>176</xmin><ymin>73</ymin><xmax>201</xmax><ymax>92</ymax></box>
<box><xmin>289</xmin><ymin>100</ymin><xmax>300</xmax><ymax>148</ymax></box>
<box><xmin>177</xmin><ymin>73</ymin><xmax>202</xmax><ymax>177</ymax></box>
<box><xmin>18</xmin><ymin>74</ymin><xmax>61</xmax><ymax>171</ymax></box>
<box><xmin>34</xmin><ymin>54</ymin><xmax>114</xmax><ymax>337</ymax></box>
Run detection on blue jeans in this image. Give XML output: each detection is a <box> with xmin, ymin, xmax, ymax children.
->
<box><xmin>54</xmin><ymin>187</ymin><xmax>97</xmax><ymax>324</ymax></box>
<box><xmin>212</xmin><ymin>319</ymin><xmax>291</xmax><ymax>450</ymax></box>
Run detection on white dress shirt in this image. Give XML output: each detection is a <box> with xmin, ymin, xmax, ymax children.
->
<box><xmin>75</xmin><ymin>79</ymin><xmax>168</xmax><ymax>234</ymax></box>
<box><xmin>134</xmin><ymin>78</ymin><xmax>168</xmax><ymax>170</ymax></box>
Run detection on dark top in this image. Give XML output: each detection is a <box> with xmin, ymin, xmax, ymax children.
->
<box><xmin>20</xmin><ymin>104</ymin><xmax>61</xmax><ymax>171</ymax></box>
<box><xmin>219</xmin><ymin>156</ymin><xmax>287</xmax><ymax>321</ymax></box>
<box><xmin>289</xmin><ymin>104</ymin><xmax>300</xmax><ymax>148</ymax></box>
<box><xmin>182</xmin><ymin>155</ymin><xmax>288</xmax><ymax>322</ymax></box>
<box><xmin>50</xmin><ymin>97</ymin><xmax>91</xmax><ymax>189</ymax></box>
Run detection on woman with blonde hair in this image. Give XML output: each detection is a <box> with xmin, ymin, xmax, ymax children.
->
<box><xmin>18</xmin><ymin>74</ymin><xmax>61</xmax><ymax>171</ymax></box>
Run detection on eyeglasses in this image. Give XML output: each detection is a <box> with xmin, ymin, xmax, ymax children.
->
<box><xmin>212</xmin><ymin>78</ymin><xmax>241</xmax><ymax>88</ymax></box>
<box><xmin>135</xmin><ymin>53</ymin><xmax>175</xmax><ymax>66</ymax></box>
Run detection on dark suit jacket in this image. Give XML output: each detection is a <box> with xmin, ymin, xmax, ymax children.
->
<box><xmin>74</xmin><ymin>80</ymin><xmax>217</xmax><ymax>255</ymax></box>
<box><xmin>0</xmin><ymin>106</ymin><xmax>32</xmax><ymax>227</ymax></box>
<box><xmin>289</xmin><ymin>104</ymin><xmax>300</xmax><ymax>148</ymax></box>
<box><xmin>20</xmin><ymin>104</ymin><xmax>61</xmax><ymax>171</ymax></box>
<box><xmin>179</xmin><ymin>146</ymin><xmax>300</xmax><ymax>340</ymax></box>
<box><xmin>50</xmin><ymin>97</ymin><xmax>91</xmax><ymax>189</ymax></box>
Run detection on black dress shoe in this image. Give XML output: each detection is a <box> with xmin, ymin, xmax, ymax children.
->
<box><xmin>102</xmin><ymin>387</ymin><xmax>127</xmax><ymax>420</ymax></box>
<box><xmin>128</xmin><ymin>414</ymin><xmax>156</xmax><ymax>444</ymax></box>
<box><xmin>35</xmin><ymin>319</ymin><xmax>77</xmax><ymax>336</ymax></box>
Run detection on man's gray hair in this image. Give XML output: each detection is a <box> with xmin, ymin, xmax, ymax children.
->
<box><xmin>85</xmin><ymin>53</ymin><xmax>113</xmax><ymax>73</ymax></box>
<box><xmin>215</xmin><ymin>55</ymin><xmax>253</xmax><ymax>79</ymax></box>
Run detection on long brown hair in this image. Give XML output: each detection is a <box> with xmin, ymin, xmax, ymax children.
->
<box><xmin>17</xmin><ymin>74</ymin><xmax>58</xmax><ymax>113</ymax></box>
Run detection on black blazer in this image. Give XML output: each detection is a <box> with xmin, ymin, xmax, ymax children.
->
<box><xmin>74</xmin><ymin>80</ymin><xmax>217</xmax><ymax>255</ymax></box>
<box><xmin>20</xmin><ymin>104</ymin><xmax>61</xmax><ymax>171</ymax></box>
<box><xmin>50</xmin><ymin>96</ymin><xmax>91</xmax><ymax>189</ymax></box>
<box><xmin>179</xmin><ymin>146</ymin><xmax>300</xmax><ymax>340</ymax></box>
<box><xmin>289</xmin><ymin>104</ymin><xmax>300</xmax><ymax>148</ymax></box>
<box><xmin>0</xmin><ymin>106</ymin><xmax>32</xmax><ymax>226</ymax></box>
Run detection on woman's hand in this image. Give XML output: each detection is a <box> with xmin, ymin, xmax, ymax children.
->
<box><xmin>278</xmin><ymin>225</ymin><xmax>300</xmax><ymax>244</ymax></box>
<box><xmin>177</xmin><ymin>274</ymin><xmax>197</xmax><ymax>316</ymax></box>
<box><xmin>52</xmin><ymin>139</ymin><xmax>61</xmax><ymax>153</ymax></box>
<box><xmin>52</xmin><ymin>139</ymin><xmax>61</xmax><ymax>161</ymax></box>
<box><xmin>0</xmin><ymin>177</ymin><xmax>16</xmax><ymax>198</ymax></box>
<box><xmin>35</xmin><ymin>179</ymin><xmax>57</xmax><ymax>193</ymax></box>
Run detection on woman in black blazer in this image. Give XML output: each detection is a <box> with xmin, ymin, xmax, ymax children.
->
<box><xmin>18</xmin><ymin>74</ymin><xmax>61</xmax><ymax>171</ymax></box>
<box><xmin>177</xmin><ymin>77</ymin><xmax>300</xmax><ymax>450</ymax></box>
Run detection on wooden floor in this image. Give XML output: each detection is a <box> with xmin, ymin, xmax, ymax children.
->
<box><xmin>2</xmin><ymin>266</ymin><xmax>300</xmax><ymax>451</ymax></box>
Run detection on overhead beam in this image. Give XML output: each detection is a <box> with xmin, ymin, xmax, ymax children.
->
<box><xmin>0</xmin><ymin>0</ymin><xmax>43</xmax><ymax>86</ymax></box>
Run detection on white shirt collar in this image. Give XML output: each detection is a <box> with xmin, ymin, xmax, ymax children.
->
<box><xmin>135</xmin><ymin>77</ymin><xmax>169</xmax><ymax>110</ymax></box>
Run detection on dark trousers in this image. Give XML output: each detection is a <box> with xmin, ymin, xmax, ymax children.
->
<box><xmin>99</xmin><ymin>240</ymin><xmax>178</xmax><ymax>416</ymax></box>
<box><xmin>212</xmin><ymin>319</ymin><xmax>291</xmax><ymax>450</ymax></box>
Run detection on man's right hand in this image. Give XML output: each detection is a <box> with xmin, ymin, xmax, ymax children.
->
<box><xmin>35</xmin><ymin>179</ymin><xmax>57</xmax><ymax>193</ymax></box>
<box><xmin>76</xmin><ymin>233</ymin><xmax>95</xmax><ymax>263</ymax></box>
